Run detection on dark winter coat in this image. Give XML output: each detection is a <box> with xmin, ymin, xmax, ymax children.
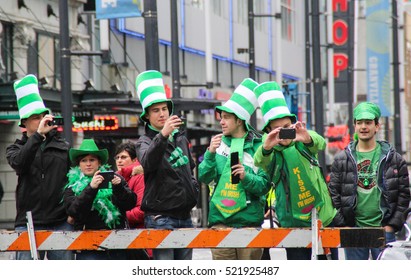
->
<box><xmin>6</xmin><ymin>130</ymin><xmax>70</xmax><ymax>227</ymax></box>
<box><xmin>136</xmin><ymin>125</ymin><xmax>199</xmax><ymax>220</ymax></box>
<box><xmin>328</xmin><ymin>140</ymin><xmax>410</xmax><ymax>231</ymax></box>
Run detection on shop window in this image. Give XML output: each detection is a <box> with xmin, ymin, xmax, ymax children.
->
<box><xmin>37</xmin><ymin>32</ymin><xmax>60</xmax><ymax>89</ymax></box>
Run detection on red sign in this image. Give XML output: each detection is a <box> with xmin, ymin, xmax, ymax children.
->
<box><xmin>332</xmin><ymin>0</ymin><xmax>353</xmax><ymax>103</ymax></box>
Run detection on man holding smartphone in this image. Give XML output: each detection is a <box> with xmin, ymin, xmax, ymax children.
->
<box><xmin>198</xmin><ymin>78</ymin><xmax>270</xmax><ymax>260</ymax></box>
<box><xmin>135</xmin><ymin>70</ymin><xmax>199</xmax><ymax>260</ymax></box>
<box><xmin>6</xmin><ymin>74</ymin><xmax>74</xmax><ymax>260</ymax></box>
<box><xmin>253</xmin><ymin>81</ymin><xmax>337</xmax><ymax>260</ymax></box>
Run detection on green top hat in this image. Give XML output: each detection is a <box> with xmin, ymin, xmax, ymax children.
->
<box><xmin>215</xmin><ymin>78</ymin><xmax>259</xmax><ymax>130</ymax></box>
<box><xmin>254</xmin><ymin>81</ymin><xmax>297</xmax><ymax>132</ymax></box>
<box><xmin>14</xmin><ymin>74</ymin><xmax>49</xmax><ymax>127</ymax></box>
<box><xmin>353</xmin><ymin>102</ymin><xmax>381</xmax><ymax>121</ymax></box>
<box><xmin>69</xmin><ymin>139</ymin><xmax>108</xmax><ymax>164</ymax></box>
<box><xmin>135</xmin><ymin>70</ymin><xmax>173</xmax><ymax>122</ymax></box>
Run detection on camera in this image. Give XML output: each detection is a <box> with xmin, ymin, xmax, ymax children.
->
<box><xmin>48</xmin><ymin>117</ymin><xmax>64</xmax><ymax>126</ymax></box>
<box><xmin>279</xmin><ymin>128</ymin><xmax>296</xmax><ymax>139</ymax></box>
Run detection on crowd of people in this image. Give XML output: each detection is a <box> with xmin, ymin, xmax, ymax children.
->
<box><xmin>5</xmin><ymin>72</ymin><xmax>410</xmax><ymax>260</ymax></box>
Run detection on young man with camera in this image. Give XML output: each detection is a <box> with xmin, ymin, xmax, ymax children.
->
<box><xmin>135</xmin><ymin>70</ymin><xmax>199</xmax><ymax>260</ymax></box>
<box><xmin>253</xmin><ymin>81</ymin><xmax>337</xmax><ymax>260</ymax></box>
<box><xmin>6</xmin><ymin>74</ymin><xmax>74</xmax><ymax>260</ymax></box>
<box><xmin>198</xmin><ymin>78</ymin><xmax>270</xmax><ymax>260</ymax></box>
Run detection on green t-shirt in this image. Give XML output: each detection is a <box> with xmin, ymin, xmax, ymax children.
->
<box><xmin>355</xmin><ymin>143</ymin><xmax>382</xmax><ymax>227</ymax></box>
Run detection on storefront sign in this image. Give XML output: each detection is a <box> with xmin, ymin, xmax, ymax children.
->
<box><xmin>72</xmin><ymin>116</ymin><xmax>119</xmax><ymax>132</ymax></box>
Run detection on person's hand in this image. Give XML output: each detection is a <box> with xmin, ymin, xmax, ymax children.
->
<box><xmin>208</xmin><ymin>134</ymin><xmax>223</xmax><ymax>153</ymax></box>
<box><xmin>90</xmin><ymin>170</ymin><xmax>103</xmax><ymax>189</ymax></box>
<box><xmin>67</xmin><ymin>216</ymin><xmax>75</xmax><ymax>225</ymax></box>
<box><xmin>293</xmin><ymin>121</ymin><xmax>312</xmax><ymax>144</ymax></box>
<box><xmin>37</xmin><ymin>114</ymin><xmax>57</xmax><ymax>138</ymax></box>
<box><xmin>231</xmin><ymin>162</ymin><xmax>246</xmax><ymax>181</ymax></box>
<box><xmin>263</xmin><ymin>128</ymin><xmax>282</xmax><ymax>150</ymax></box>
<box><xmin>161</xmin><ymin>115</ymin><xmax>183</xmax><ymax>137</ymax></box>
<box><xmin>132</xmin><ymin>165</ymin><xmax>144</xmax><ymax>176</ymax></box>
<box><xmin>111</xmin><ymin>174</ymin><xmax>121</xmax><ymax>186</ymax></box>
<box><xmin>384</xmin><ymin>225</ymin><xmax>394</xmax><ymax>233</ymax></box>
<box><xmin>264</xmin><ymin>209</ymin><xmax>274</xmax><ymax>219</ymax></box>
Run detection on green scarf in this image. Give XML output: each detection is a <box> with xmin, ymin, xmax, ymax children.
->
<box><xmin>65</xmin><ymin>165</ymin><xmax>121</xmax><ymax>229</ymax></box>
<box><xmin>282</xmin><ymin>147</ymin><xmax>324</xmax><ymax>222</ymax></box>
<box><xmin>149</xmin><ymin>124</ymin><xmax>188</xmax><ymax>168</ymax></box>
<box><xmin>211</xmin><ymin>136</ymin><xmax>248</xmax><ymax>218</ymax></box>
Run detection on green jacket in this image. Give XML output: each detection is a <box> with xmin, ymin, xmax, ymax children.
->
<box><xmin>198</xmin><ymin>132</ymin><xmax>270</xmax><ymax>228</ymax></box>
<box><xmin>254</xmin><ymin>130</ymin><xmax>336</xmax><ymax>227</ymax></box>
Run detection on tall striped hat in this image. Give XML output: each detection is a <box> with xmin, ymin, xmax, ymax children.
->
<box><xmin>254</xmin><ymin>81</ymin><xmax>296</xmax><ymax>132</ymax></box>
<box><xmin>135</xmin><ymin>70</ymin><xmax>173</xmax><ymax>122</ymax></box>
<box><xmin>14</xmin><ymin>74</ymin><xmax>49</xmax><ymax>128</ymax></box>
<box><xmin>215</xmin><ymin>78</ymin><xmax>259</xmax><ymax>130</ymax></box>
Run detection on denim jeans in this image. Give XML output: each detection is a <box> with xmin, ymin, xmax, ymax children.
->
<box><xmin>144</xmin><ymin>215</ymin><xmax>193</xmax><ymax>260</ymax></box>
<box><xmin>76</xmin><ymin>250</ymin><xmax>127</xmax><ymax>260</ymax></box>
<box><xmin>15</xmin><ymin>221</ymin><xmax>75</xmax><ymax>260</ymax></box>
<box><xmin>285</xmin><ymin>248</ymin><xmax>339</xmax><ymax>260</ymax></box>
<box><xmin>344</xmin><ymin>231</ymin><xmax>396</xmax><ymax>260</ymax></box>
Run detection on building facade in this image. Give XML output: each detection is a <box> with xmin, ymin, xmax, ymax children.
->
<box><xmin>0</xmin><ymin>0</ymin><xmax>409</xmax><ymax>228</ymax></box>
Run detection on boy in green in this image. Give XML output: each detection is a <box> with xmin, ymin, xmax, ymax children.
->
<box><xmin>253</xmin><ymin>81</ymin><xmax>337</xmax><ymax>260</ymax></box>
<box><xmin>329</xmin><ymin>102</ymin><xmax>410</xmax><ymax>260</ymax></box>
<box><xmin>198</xmin><ymin>78</ymin><xmax>270</xmax><ymax>260</ymax></box>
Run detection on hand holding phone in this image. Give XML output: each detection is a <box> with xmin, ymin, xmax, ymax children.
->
<box><xmin>279</xmin><ymin>128</ymin><xmax>296</xmax><ymax>139</ymax></box>
<box><xmin>230</xmin><ymin>152</ymin><xmax>240</xmax><ymax>184</ymax></box>
<box><xmin>48</xmin><ymin>117</ymin><xmax>64</xmax><ymax>126</ymax></box>
<box><xmin>99</xmin><ymin>171</ymin><xmax>114</xmax><ymax>189</ymax></box>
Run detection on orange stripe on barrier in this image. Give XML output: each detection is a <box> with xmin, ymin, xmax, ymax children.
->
<box><xmin>67</xmin><ymin>230</ymin><xmax>112</xmax><ymax>250</ymax></box>
<box><xmin>248</xmin><ymin>228</ymin><xmax>292</xmax><ymax>248</ymax></box>
<box><xmin>34</xmin><ymin>231</ymin><xmax>53</xmax><ymax>247</ymax></box>
<box><xmin>7</xmin><ymin>232</ymin><xmax>30</xmax><ymax>251</ymax></box>
<box><xmin>188</xmin><ymin>229</ymin><xmax>231</xmax><ymax>248</ymax></box>
<box><xmin>6</xmin><ymin>231</ymin><xmax>52</xmax><ymax>251</ymax></box>
<box><xmin>320</xmin><ymin>228</ymin><xmax>341</xmax><ymax>247</ymax></box>
<box><xmin>127</xmin><ymin>229</ymin><xmax>171</xmax><ymax>249</ymax></box>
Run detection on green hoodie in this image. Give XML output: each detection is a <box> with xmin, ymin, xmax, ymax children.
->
<box><xmin>254</xmin><ymin>130</ymin><xmax>336</xmax><ymax>227</ymax></box>
<box><xmin>198</xmin><ymin>132</ymin><xmax>270</xmax><ymax>228</ymax></box>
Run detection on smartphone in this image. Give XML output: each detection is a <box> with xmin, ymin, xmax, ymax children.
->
<box><xmin>178</xmin><ymin>115</ymin><xmax>186</xmax><ymax>132</ymax></box>
<box><xmin>48</xmin><ymin>117</ymin><xmax>64</xmax><ymax>126</ymax></box>
<box><xmin>230</xmin><ymin>152</ymin><xmax>240</xmax><ymax>184</ymax></box>
<box><xmin>99</xmin><ymin>171</ymin><xmax>115</xmax><ymax>189</ymax></box>
<box><xmin>279</xmin><ymin>128</ymin><xmax>296</xmax><ymax>139</ymax></box>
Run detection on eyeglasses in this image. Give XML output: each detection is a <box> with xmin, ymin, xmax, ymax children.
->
<box><xmin>114</xmin><ymin>155</ymin><xmax>130</xmax><ymax>161</ymax></box>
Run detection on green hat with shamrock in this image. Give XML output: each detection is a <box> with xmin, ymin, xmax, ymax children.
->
<box><xmin>14</xmin><ymin>74</ymin><xmax>49</xmax><ymax>127</ymax></box>
<box><xmin>215</xmin><ymin>78</ymin><xmax>259</xmax><ymax>130</ymax></box>
<box><xmin>69</xmin><ymin>138</ymin><xmax>108</xmax><ymax>164</ymax></box>
<box><xmin>135</xmin><ymin>70</ymin><xmax>173</xmax><ymax>122</ymax></box>
<box><xmin>254</xmin><ymin>81</ymin><xmax>297</xmax><ymax>132</ymax></box>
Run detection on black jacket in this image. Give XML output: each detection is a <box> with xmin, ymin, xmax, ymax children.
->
<box><xmin>6</xmin><ymin>130</ymin><xmax>70</xmax><ymax>227</ymax></box>
<box><xmin>136</xmin><ymin>125</ymin><xmax>199</xmax><ymax>219</ymax></box>
<box><xmin>64</xmin><ymin>175</ymin><xmax>136</xmax><ymax>230</ymax></box>
<box><xmin>328</xmin><ymin>141</ymin><xmax>410</xmax><ymax>231</ymax></box>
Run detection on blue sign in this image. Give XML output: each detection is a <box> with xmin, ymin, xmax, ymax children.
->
<box><xmin>96</xmin><ymin>0</ymin><xmax>143</xmax><ymax>19</ymax></box>
<box><xmin>366</xmin><ymin>0</ymin><xmax>391</xmax><ymax>116</ymax></box>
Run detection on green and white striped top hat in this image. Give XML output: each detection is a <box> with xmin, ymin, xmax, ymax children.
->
<box><xmin>254</xmin><ymin>81</ymin><xmax>297</xmax><ymax>132</ymax></box>
<box><xmin>14</xmin><ymin>74</ymin><xmax>49</xmax><ymax>128</ymax></box>
<box><xmin>215</xmin><ymin>78</ymin><xmax>259</xmax><ymax>130</ymax></box>
<box><xmin>135</xmin><ymin>70</ymin><xmax>173</xmax><ymax>122</ymax></box>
